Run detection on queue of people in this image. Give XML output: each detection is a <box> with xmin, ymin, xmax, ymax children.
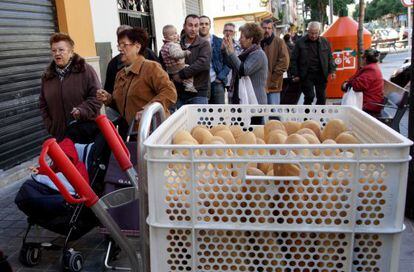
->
<box><xmin>39</xmin><ymin>16</ymin><xmax>385</xmax><ymax>141</ymax></box>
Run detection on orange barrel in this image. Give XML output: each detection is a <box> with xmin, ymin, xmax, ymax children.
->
<box><xmin>322</xmin><ymin>16</ymin><xmax>372</xmax><ymax>98</ymax></box>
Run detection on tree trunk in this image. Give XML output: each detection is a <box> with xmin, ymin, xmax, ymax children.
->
<box><xmin>318</xmin><ymin>2</ymin><xmax>325</xmax><ymax>28</ymax></box>
<box><xmin>357</xmin><ymin>0</ymin><xmax>365</xmax><ymax>68</ymax></box>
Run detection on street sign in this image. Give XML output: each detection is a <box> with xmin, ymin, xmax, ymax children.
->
<box><xmin>402</xmin><ymin>0</ymin><xmax>413</xmax><ymax>7</ymax></box>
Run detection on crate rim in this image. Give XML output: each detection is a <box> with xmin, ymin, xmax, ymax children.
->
<box><xmin>144</xmin><ymin>104</ymin><xmax>413</xmax><ymax>147</ymax></box>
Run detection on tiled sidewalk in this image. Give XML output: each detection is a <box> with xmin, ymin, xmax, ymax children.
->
<box><xmin>0</xmin><ymin>181</ymin><xmax>113</xmax><ymax>271</ymax></box>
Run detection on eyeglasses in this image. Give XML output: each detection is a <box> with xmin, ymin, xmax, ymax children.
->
<box><xmin>224</xmin><ymin>29</ymin><xmax>234</xmax><ymax>32</ymax></box>
<box><xmin>51</xmin><ymin>48</ymin><xmax>68</xmax><ymax>55</ymax></box>
<box><xmin>117</xmin><ymin>43</ymin><xmax>134</xmax><ymax>49</ymax></box>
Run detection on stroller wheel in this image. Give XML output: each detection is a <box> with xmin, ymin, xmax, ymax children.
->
<box><xmin>19</xmin><ymin>244</ymin><xmax>41</xmax><ymax>267</ymax></box>
<box><xmin>62</xmin><ymin>249</ymin><xmax>83</xmax><ymax>272</ymax></box>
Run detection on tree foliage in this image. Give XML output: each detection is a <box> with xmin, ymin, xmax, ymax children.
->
<box><xmin>354</xmin><ymin>0</ymin><xmax>406</xmax><ymax>22</ymax></box>
<box><xmin>304</xmin><ymin>0</ymin><xmax>354</xmax><ymax>26</ymax></box>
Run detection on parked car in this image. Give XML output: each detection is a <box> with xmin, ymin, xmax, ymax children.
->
<box><xmin>373</xmin><ymin>28</ymin><xmax>399</xmax><ymax>41</ymax></box>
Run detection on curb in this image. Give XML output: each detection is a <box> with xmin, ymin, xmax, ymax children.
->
<box><xmin>0</xmin><ymin>157</ymin><xmax>38</xmax><ymax>189</ymax></box>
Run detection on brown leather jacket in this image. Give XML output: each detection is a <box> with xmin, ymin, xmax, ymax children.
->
<box><xmin>262</xmin><ymin>34</ymin><xmax>290</xmax><ymax>93</ymax></box>
<box><xmin>39</xmin><ymin>54</ymin><xmax>102</xmax><ymax>141</ymax></box>
<box><xmin>108</xmin><ymin>55</ymin><xmax>177</xmax><ymax>124</ymax></box>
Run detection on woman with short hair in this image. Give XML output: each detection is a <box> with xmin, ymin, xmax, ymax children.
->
<box><xmin>97</xmin><ymin>27</ymin><xmax>177</xmax><ymax>136</ymax></box>
<box><xmin>342</xmin><ymin>49</ymin><xmax>384</xmax><ymax>116</ymax></box>
<box><xmin>39</xmin><ymin>33</ymin><xmax>102</xmax><ymax>142</ymax></box>
<box><xmin>222</xmin><ymin>22</ymin><xmax>268</xmax><ymax>105</ymax></box>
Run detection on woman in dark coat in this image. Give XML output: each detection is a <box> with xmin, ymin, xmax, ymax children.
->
<box><xmin>39</xmin><ymin>33</ymin><xmax>102</xmax><ymax>142</ymax></box>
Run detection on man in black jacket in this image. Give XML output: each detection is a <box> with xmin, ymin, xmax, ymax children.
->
<box><xmin>172</xmin><ymin>14</ymin><xmax>211</xmax><ymax>108</ymax></box>
<box><xmin>291</xmin><ymin>21</ymin><xmax>336</xmax><ymax>105</ymax></box>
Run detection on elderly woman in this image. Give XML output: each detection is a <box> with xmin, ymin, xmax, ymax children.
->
<box><xmin>222</xmin><ymin>23</ymin><xmax>268</xmax><ymax>105</ymax></box>
<box><xmin>342</xmin><ymin>49</ymin><xmax>384</xmax><ymax>117</ymax></box>
<box><xmin>39</xmin><ymin>33</ymin><xmax>102</xmax><ymax>142</ymax></box>
<box><xmin>97</xmin><ymin>27</ymin><xmax>177</xmax><ymax>134</ymax></box>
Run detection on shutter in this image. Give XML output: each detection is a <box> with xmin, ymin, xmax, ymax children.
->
<box><xmin>0</xmin><ymin>0</ymin><xmax>56</xmax><ymax>170</ymax></box>
<box><xmin>185</xmin><ymin>0</ymin><xmax>201</xmax><ymax>15</ymax></box>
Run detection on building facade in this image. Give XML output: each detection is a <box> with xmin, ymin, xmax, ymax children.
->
<box><xmin>0</xmin><ymin>0</ymin><xmax>203</xmax><ymax>171</ymax></box>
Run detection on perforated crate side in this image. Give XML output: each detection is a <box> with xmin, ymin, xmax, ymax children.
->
<box><xmin>149</xmin><ymin>227</ymin><xmax>402</xmax><ymax>272</ymax></box>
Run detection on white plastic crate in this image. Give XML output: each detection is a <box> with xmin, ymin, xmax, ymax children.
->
<box><xmin>144</xmin><ymin>105</ymin><xmax>412</xmax><ymax>233</ymax></box>
<box><xmin>149</xmin><ymin>226</ymin><xmax>403</xmax><ymax>272</ymax></box>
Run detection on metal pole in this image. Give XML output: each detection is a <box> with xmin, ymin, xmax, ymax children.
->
<box><xmin>405</xmin><ymin>4</ymin><xmax>414</xmax><ymax>219</ymax></box>
<box><xmin>408</xmin><ymin>7</ymin><xmax>412</xmax><ymax>49</ymax></box>
<box><xmin>329</xmin><ymin>0</ymin><xmax>334</xmax><ymax>25</ymax></box>
<box><xmin>137</xmin><ymin>103</ymin><xmax>166</xmax><ymax>272</ymax></box>
<box><xmin>91</xmin><ymin>203</ymin><xmax>140</xmax><ymax>272</ymax></box>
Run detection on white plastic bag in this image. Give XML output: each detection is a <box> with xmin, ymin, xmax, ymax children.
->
<box><xmin>238</xmin><ymin>76</ymin><xmax>258</xmax><ymax>104</ymax></box>
<box><xmin>341</xmin><ymin>87</ymin><xmax>363</xmax><ymax>109</ymax></box>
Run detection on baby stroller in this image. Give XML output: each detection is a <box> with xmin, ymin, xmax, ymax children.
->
<box><xmin>14</xmin><ymin>130</ymin><xmax>111</xmax><ymax>271</ymax></box>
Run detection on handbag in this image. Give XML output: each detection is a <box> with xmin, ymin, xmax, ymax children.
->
<box><xmin>341</xmin><ymin>87</ymin><xmax>363</xmax><ymax>109</ymax></box>
<box><xmin>238</xmin><ymin>76</ymin><xmax>258</xmax><ymax>104</ymax></box>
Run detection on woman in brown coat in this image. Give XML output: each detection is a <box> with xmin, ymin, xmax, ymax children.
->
<box><xmin>97</xmin><ymin>27</ymin><xmax>177</xmax><ymax>135</ymax></box>
<box><xmin>39</xmin><ymin>33</ymin><xmax>102</xmax><ymax>142</ymax></box>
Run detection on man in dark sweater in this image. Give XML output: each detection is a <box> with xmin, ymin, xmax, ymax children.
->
<box><xmin>172</xmin><ymin>14</ymin><xmax>211</xmax><ymax>108</ymax></box>
<box><xmin>291</xmin><ymin>21</ymin><xmax>336</xmax><ymax>105</ymax></box>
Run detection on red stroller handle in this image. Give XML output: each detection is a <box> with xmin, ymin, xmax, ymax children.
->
<box><xmin>39</xmin><ymin>138</ymin><xmax>99</xmax><ymax>207</ymax></box>
<box><xmin>96</xmin><ymin>115</ymin><xmax>132</xmax><ymax>171</ymax></box>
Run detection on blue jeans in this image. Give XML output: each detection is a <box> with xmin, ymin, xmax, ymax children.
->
<box><xmin>209</xmin><ymin>81</ymin><xmax>225</xmax><ymax>104</ymax></box>
<box><xmin>176</xmin><ymin>96</ymin><xmax>208</xmax><ymax>109</ymax></box>
<box><xmin>267</xmin><ymin>92</ymin><xmax>280</xmax><ymax>105</ymax></box>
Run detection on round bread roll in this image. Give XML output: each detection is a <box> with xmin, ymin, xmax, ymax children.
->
<box><xmin>229</xmin><ymin>125</ymin><xmax>244</xmax><ymax>139</ymax></box>
<box><xmin>265</xmin><ymin>120</ymin><xmax>286</xmax><ymax>133</ymax></box>
<box><xmin>285</xmin><ymin>134</ymin><xmax>309</xmax><ymax>156</ymax></box>
<box><xmin>256</xmin><ymin>138</ymin><xmax>267</xmax><ymax>156</ymax></box>
<box><xmin>296</xmin><ymin>128</ymin><xmax>318</xmax><ymax>138</ymax></box>
<box><xmin>335</xmin><ymin>132</ymin><xmax>359</xmax><ymax>144</ymax></box>
<box><xmin>191</xmin><ymin>126</ymin><xmax>213</xmax><ymax>144</ymax></box>
<box><xmin>173</xmin><ymin>130</ymin><xmax>198</xmax><ymax>144</ymax></box>
<box><xmin>267</xmin><ymin>130</ymin><xmax>287</xmax><ymax>146</ymax></box>
<box><xmin>210</xmin><ymin>124</ymin><xmax>230</xmax><ymax>135</ymax></box>
<box><xmin>247</xmin><ymin>167</ymin><xmax>265</xmax><ymax>176</ymax></box>
<box><xmin>252</xmin><ymin>126</ymin><xmax>265</xmax><ymax>140</ymax></box>
<box><xmin>302</xmin><ymin>133</ymin><xmax>320</xmax><ymax>144</ymax></box>
<box><xmin>205</xmin><ymin>136</ymin><xmax>229</xmax><ymax>156</ymax></box>
<box><xmin>322</xmin><ymin>139</ymin><xmax>340</xmax><ymax>156</ymax></box>
<box><xmin>214</xmin><ymin>130</ymin><xmax>236</xmax><ymax>144</ymax></box>
<box><xmin>191</xmin><ymin>125</ymin><xmax>207</xmax><ymax>134</ymax></box>
<box><xmin>265</xmin><ymin>129</ymin><xmax>287</xmax><ymax>143</ymax></box>
<box><xmin>264</xmin><ymin>120</ymin><xmax>286</xmax><ymax>140</ymax></box>
<box><xmin>283</xmin><ymin>121</ymin><xmax>302</xmax><ymax>135</ymax></box>
<box><xmin>236</xmin><ymin>132</ymin><xmax>256</xmax><ymax>156</ymax></box>
<box><xmin>321</xmin><ymin>119</ymin><xmax>346</xmax><ymax>141</ymax></box>
<box><xmin>302</xmin><ymin>134</ymin><xmax>321</xmax><ymax>156</ymax></box>
<box><xmin>236</xmin><ymin>132</ymin><xmax>256</xmax><ymax>144</ymax></box>
<box><xmin>247</xmin><ymin>162</ymin><xmax>258</xmax><ymax>169</ymax></box>
<box><xmin>258</xmin><ymin>163</ymin><xmax>272</xmax><ymax>174</ymax></box>
<box><xmin>172</xmin><ymin>140</ymin><xmax>196</xmax><ymax>156</ymax></box>
<box><xmin>284</xmin><ymin>134</ymin><xmax>309</xmax><ymax>145</ymax></box>
<box><xmin>301</xmin><ymin>120</ymin><xmax>321</xmax><ymax>140</ymax></box>
<box><xmin>206</xmin><ymin>136</ymin><xmax>226</xmax><ymax>145</ymax></box>
<box><xmin>279</xmin><ymin>164</ymin><xmax>301</xmax><ymax>177</ymax></box>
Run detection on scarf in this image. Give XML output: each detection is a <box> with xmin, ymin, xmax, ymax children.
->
<box><xmin>260</xmin><ymin>33</ymin><xmax>274</xmax><ymax>49</ymax></box>
<box><xmin>55</xmin><ymin>59</ymin><xmax>72</xmax><ymax>81</ymax></box>
<box><xmin>230</xmin><ymin>44</ymin><xmax>261</xmax><ymax>104</ymax></box>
